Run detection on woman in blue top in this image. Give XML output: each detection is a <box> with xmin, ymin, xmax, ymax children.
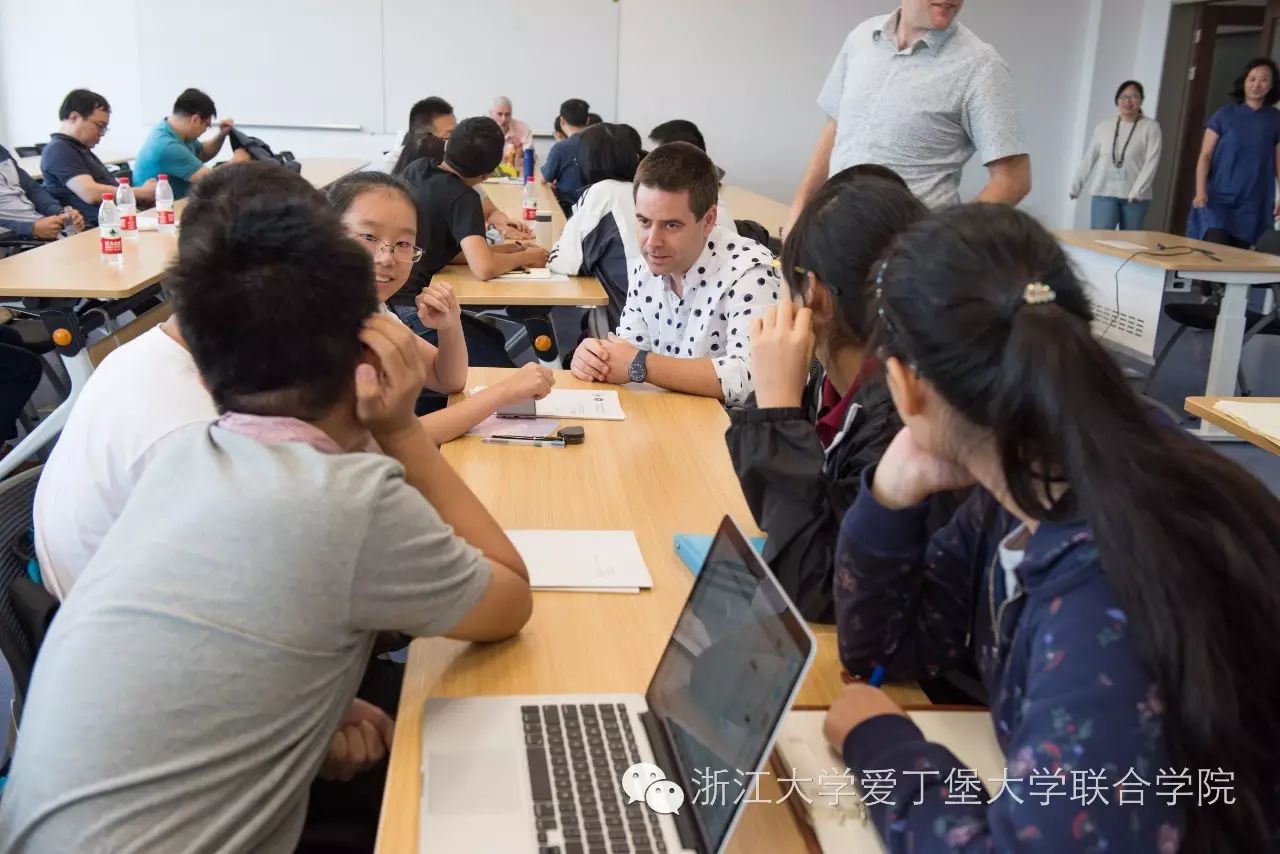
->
<box><xmin>824</xmin><ymin>204</ymin><xmax>1280</xmax><ymax>852</ymax></box>
<box><xmin>1188</xmin><ymin>57</ymin><xmax>1280</xmax><ymax>247</ymax></box>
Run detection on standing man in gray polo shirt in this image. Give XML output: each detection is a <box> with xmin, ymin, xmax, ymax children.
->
<box><xmin>788</xmin><ymin>0</ymin><xmax>1030</xmax><ymax>226</ymax></box>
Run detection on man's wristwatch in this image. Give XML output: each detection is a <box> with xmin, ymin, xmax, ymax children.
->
<box><xmin>628</xmin><ymin>349</ymin><xmax>650</xmax><ymax>384</ymax></box>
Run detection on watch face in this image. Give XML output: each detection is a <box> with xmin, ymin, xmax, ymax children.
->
<box><xmin>628</xmin><ymin>353</ymin><xmax>647</xmax><ymax>383</ymax></box>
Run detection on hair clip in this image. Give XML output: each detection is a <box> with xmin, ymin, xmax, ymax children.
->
<box><xmin>1023</xmin><ymin>282</ymin><xmax>1056</xmax><ymax>305</ymax></box>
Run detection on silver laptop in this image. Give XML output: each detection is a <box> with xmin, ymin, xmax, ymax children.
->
<box><xmin>420</xmin><ymin>516</ymin><xmax>816</xmax><ymax>854</ymax></box>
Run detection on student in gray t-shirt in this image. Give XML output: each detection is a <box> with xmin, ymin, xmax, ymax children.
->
<box><xmin>0</xmin><ymin>163</ymin><xmax>532</xmax><ymax>854</ymax></box>
<box><xmin>788</xmin><ymin>0</ymin><xmax>1031</xmax><ymax>225</ymax></box>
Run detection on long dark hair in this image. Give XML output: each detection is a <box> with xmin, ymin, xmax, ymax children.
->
<box><xmin>781</xmin><ymin>174</ymin><xmax>924</xmax><ymax>348</ymax></box>
<box><xmin>392</xmin><ymin>130</ymin><xmax>446</xmax><ymax>176</ymax></box>
<box><xmin>875</xmin><ymin>204</ymin><xmax>1280</xmax><ymax>851</ymax></box>
<box><xmin>578</xmin><ymin>123</ymin><xmax>640</xmax><ymax>187</ymax></box>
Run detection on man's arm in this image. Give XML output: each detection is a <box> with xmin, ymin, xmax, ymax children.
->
<box><xmin>639</xmin><ymin>352</ymin><xmax>723</xmax><ymax>398</ymax></box>
<box><xmin>973</xmin><ymin>153</ymin><xmax>1031</xmax><ymax>205</ymax></box>
<box><xmin>18</xmin><ymin>164</ymin><xmax>63</xmax><ymax>216</ymax></box>
<box><xmin>65</xmin><ymin>174</ymin><xmax>121</xmax><ymax>206</ymax></box>
<box><xmin>458</xmin><ymin>235</ymin><xmax>548</xmax><ymax>279</ymax></box>
<box><xmin>786</xmin><ymin>119</ymin><xmax>836</xmax><ymax>233</ymax></box>
<box><xmin>199</xmin><ymin>120</ymin><xmax>235</xmax><ymax>161</ymax></box>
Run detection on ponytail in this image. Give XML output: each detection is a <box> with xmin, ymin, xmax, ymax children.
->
<box><xmin>878</xmin><ymin>204</ymin><xmax>1280</xmax><ymax>851</ymax></box>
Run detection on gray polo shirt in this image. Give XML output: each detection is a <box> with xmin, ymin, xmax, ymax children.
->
<box><xmin>0</xmin><ymin>423</ymin><xmax>491</xmax><ymax>853</ymax></box>
<box><xmin>819</xmin><ymin>11</ymin><xmax>1026</xmax><ymax>209</ymax></box>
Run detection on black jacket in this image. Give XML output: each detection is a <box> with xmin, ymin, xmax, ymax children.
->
<box><xmin>726</xmin><ymin>368</ymin><xmax>900</xmax><ymax>623</ymax></box>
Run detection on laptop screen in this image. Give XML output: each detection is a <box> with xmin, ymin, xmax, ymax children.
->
<box><xmin>644</xmin><ymin>518</ymin><xmax>814</xmax><ymax>853</ymax></box>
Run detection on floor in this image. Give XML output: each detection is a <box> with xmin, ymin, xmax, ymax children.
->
<box><xmin>1</xmin><ymin>307</ymin><xmax>1276</xmax><ymax>773</ymax></box>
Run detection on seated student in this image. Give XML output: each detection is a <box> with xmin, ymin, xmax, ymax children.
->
<box><xmin>548</xmin><ymin>123</ymin><xmax>642</xmax><ymax>329</ymax></box>
<box><xmin>0</xmin><ymin>164</ymin><xmax>533</xmax><ymax>853</ymax></box>
<box><xmin>0</xmin><ymin>144</ymin><xmax>82</xmax><ymax>239</ymax></box>
<box><xmin>379</xmin><ymin>95</ymin><xmax>457</xmax><ymax>174</ymax></box>
<box><xmin>824</xmin><ymin>203</ymin><xmax>1280</xmax><ymax>851</ymax></box>
<box><xmin>542</xmin><ymin>98</ymin><xmax>591</xmax><ymax>215</ymax></box>
<box><xmin>39</xmin><ymin>89</ymin><xmax>157</xmax><ymax>226</ymax></box>
<box><xmin>328</xmin><ymin>170</ymin><xmax>553</xmax><ymax>436</ymax></box>
<box><xmin>30</xmin><ymin>163</ymin><xmax>536</xmax><ymax>600</ymax></box>
<box><xmin>726</xmin><ymin>172</ymin><xmax>925</xmax><ymax>622</ymax></box>
<box><xmin>649</xmin><ymin>118</ymin><xmax>736</xmax><ymax>232</ymax></box>
<box><xmin>569</xmin><ymin>142</ymin><xmax>779</xmax><ymax>406</ymax></box>
<box><xmin>133</xmin><ymin>87</ymin><xmax>251</xmax><ymax>198</ymax></box>
<box><xmin>400</xmin><ymin>117</ymin><xmax>548</xmax><ymax>290</ymax></box>
<box><xmin>394</xmin><ymin>129</ymin><xmax>530</xmax><ymax>243</ymax></box>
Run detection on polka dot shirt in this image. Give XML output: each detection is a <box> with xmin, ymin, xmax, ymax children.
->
<box><xmin>614</xmin><ymin>225</ymin><xmax>779</xmax><ymax>406</ymax></box>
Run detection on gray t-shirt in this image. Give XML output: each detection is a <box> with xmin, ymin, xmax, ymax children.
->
<box><xmin>0</xmin><ymin>423</ymin><xmax>490</xmax><ymax>853</ymax></box>
<box><xmin>819</xmin><ymin>11</ymin><xmax>1026</xmax><ymax>209</ymax></box>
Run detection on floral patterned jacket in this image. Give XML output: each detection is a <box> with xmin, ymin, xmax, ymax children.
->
<box><xmin>834</xmin><ymin>473</ymin><xmax>1185</xmax><ymax>852</ymax></box>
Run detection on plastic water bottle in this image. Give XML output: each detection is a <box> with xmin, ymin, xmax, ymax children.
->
<box><xmin>535</xmin><ymin>210</ymin><xmax>553</xmax><ymax>250</ymax></box>
<box><xmin>156</xmin><ymin>174</ymin><xmax>176</xmax><ymax>235</ymax></box>
<box><xmin>522</xmin><ymin>175</ymin><xmax>538</xmax><ymax>223</ymax></box>
<box><xmin>99</xmin><ymin>192</ymin><xmax>123</xmax><ymax>267</ymax></box>
<box><xmin>60</xmin><ymin>206</ymin><xmax>81</xmax><ymax>237</ymax></box>
<box><xmin>116</xmin><ymin>177</ymin><xmax>138</xmax><ymax>241</ymax></box>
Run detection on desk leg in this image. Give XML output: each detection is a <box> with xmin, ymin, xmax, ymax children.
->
<box><xmin>0</xmin><ymin>349</ymin><xmax>93</xmax><ymax>478</ymax></box>
<box><xmin>1191</xmin><ymin>281</ymin><xmax>1249</xmax><ymax>441</ymax></box>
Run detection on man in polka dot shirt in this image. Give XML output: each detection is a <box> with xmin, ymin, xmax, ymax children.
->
<box><xmin>569</xmin><ymin>142</ymin><xmax>780</xmax><ymax>406</ymax></box>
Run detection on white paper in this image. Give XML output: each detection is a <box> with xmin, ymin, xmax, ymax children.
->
<box><xmin>1215</xmin><ymin>401</ymin><xmax>1280</xmax><ymax>442</ymax></box>
<box><xmin>494</xmin><ymin>268</ymin><xmax>567</xmax><ymax>282</ymax></box>
<box><xmin>1095</xmin><ymin>239</ymin><xmax>1147</xmax><ymax>251</ymax></box>
<box><xmin>471</xmin><ymin>387</ymin><xmax>626</xmax><ymax>421</ymax></box>
<box><xmin>507</xmin><ymin>530</ymin><xmax>652</xmax><ymax>591</ymax></box>
<box><xmin>484</xmin><ymin>176</ymin><xmax>524</xmax><ymax>185</ymax></box>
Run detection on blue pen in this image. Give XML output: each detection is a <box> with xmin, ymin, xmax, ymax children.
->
<box><xmin>868</xmin><ymin>665</ymin><xmax>886</xmax><ymax>688</ymax></box>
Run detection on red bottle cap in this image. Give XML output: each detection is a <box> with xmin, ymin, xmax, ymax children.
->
<box><xmin>102</xmin><ymin>192</ymin><xmax>114</xmax><ymax>200</ymax></box>
<box><xmin>117</xmin><ymin>176</ymin><xmax>130</xmax><ymax>184</ymax></box>
<box><xmin>158</xmin><ymin>174</ymin><xmax>168</xmax><ymax>180</ymax></box>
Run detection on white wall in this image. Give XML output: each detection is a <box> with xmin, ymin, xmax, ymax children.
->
<box><xmin>0</xmin><ymin>0</ymin><xmax>1167</xmax><ymax>229</ymax></box>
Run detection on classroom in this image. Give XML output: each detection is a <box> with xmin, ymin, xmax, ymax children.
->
<box><xmin>0</xmin><ymin>0</ymin><xmax>1278</xmax><ymax>852</ymax></box>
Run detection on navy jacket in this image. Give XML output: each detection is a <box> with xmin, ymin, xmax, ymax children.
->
<box><xmin>835</xmin><ymin>474</ymin><xmax>1186</xmax><ymax>851</ymax></box>
<box><xmin>0</xmin><ymin>146</ymin><xmax>62</xmax><ymax>238</ymax></box>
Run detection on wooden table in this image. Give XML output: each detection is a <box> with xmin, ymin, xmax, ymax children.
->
<box><xmin>298</xmin><ymin>157</ymin><xmax>370</xmax><ymax>190</ymax></box>
<box><xmin>447</xmin><ymin>179</ymin><xmax>607</xmax><ymax>308</ymax></box>
<box><xmin>720</xmin><ymin>184</ymin><xmax>789</xmax><ymax>240</ymax></box>
<box><xmin>17</xmin><ymin>151</ymin><xmax>133</xmax><ymax>182</ymax></box>
<box><xmin>1057</xmin><ymin>230</ymin><xmax>1280</xmax><ymax>441</ymax></box>
<box><xmin>1185</xmin><ymin>396</ymin><xmax>1280</xmax><ymax>455</ymax></box>
<box><xmin>375</xmin><ymin>368</ymin><xmax>927</xmax><ymax>854</ymax></box>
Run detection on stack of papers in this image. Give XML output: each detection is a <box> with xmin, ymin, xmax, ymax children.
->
<box><xmin>470</xmin><ymin>387</ymin><xmax>626</xmax><ymax>421</ymax></box>
<box><xmin>507</xmin><ymin>530</ymin><xmax>653</xmax><ymax>593</ymax></box>
<box><xmin>1213</xmin><ymin>400</ymin><xmax>1280</xmax><ymax>446</ymax></box>
<box><xmin>494</xmin><ymin>268</ymin><xmax>568</xmax><ymax>283</ymax></box>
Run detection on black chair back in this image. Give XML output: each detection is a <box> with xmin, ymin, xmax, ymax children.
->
<box><xmin>0</xmin><ymin>466</ymin><xmax>56</xmax><ymax>724</ymax></box>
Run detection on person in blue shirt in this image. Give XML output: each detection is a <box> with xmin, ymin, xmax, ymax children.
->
<box><xmin>824</xmin><ymin>203</ymin><xmax>1280</xmax><ymax>852</ymax></box>
<box><xmin>133</xmin><ymin>88</ymin><xmax>251</xmax><ymax>199</ymax></box>
<box><xmin>541</xmin><ymin>98</ymin><xmax>591</xmax><ymax>216</ymax></box>
<box><xmin>1188</xmin><ymin>57</ymin><xmax>1280</xmax><ymax>247</ymax></box>
<box><xmin>39</xmin><ymin>89</ymin><xmax>157</xmax><ymax>226</ymax></box>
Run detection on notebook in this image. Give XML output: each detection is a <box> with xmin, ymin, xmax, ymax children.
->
<box><xmin>494</xmin><ymin>268</ymin><xmax>568</xmax><ymax>283</ymax></box>
<box><xmin>772</xmin><ymin>708</ymin><xmax>1003</xmax><ymax>852</ymax></box>
<box><xmin>674</xmin><ymin>533</ymin><xmax>766</xmax><ymax>576</ymax></box>
<box><xmin>1213</xmin><ymin>400</ymin><xmax>1280</xmax><ymax>446</ymax></box>
<box><xmin>507</xmin><ymin>530</ymin><xmax>654</xmax><ymax>593</ymax></box>
<box><xmin>470</xmin><ymin>387</ymin><xmax>626</xmax><ymax>421</ymax></box>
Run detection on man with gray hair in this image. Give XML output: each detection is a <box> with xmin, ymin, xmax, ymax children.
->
<box><xmin>787</xmin><ymin>0</ymin><xmax>1030</xmax><ymax>228</ymax></box>
<box><xmin>489</xmin><ymin>96</ymin><xmax>533</xmax><ymax>159</ymax></box>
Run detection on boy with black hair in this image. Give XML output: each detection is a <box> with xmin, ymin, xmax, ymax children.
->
<box><xmin>400</xmin><ymin>116</ymin><xmax>547</xmax><ymax>289</ymax></box>
<box><xmin>0</xmin><ymin>162</ymin><xmax>532</xmax><ymax>852</ymax></box>
<box><xmin>379</xmin><ymin>95</ymin><xmax>457</xmax><ymax>173</ymax></box>
<box><xmin>542</xmin><ymin>97</ymin><xmax>591</xmax><ymax>214</ymax></box>
<box><xmin>134</xmin><ymin>87</ymin><xmax>250</xmax><ymax>198</ymax></box>
<box><xmin>40</xmin><ymin>89</ymin><xmax>157</xmax><ymax>225</ymax></box>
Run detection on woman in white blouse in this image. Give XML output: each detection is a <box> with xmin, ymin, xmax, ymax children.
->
<box><xmin>1070</xmin><ymin>81</ymin><xmax>1163</xmax><ymax>230</ymax></box>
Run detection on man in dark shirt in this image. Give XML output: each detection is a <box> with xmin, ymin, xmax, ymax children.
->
<box><xmin>541</xmin><ymin>98</ymin><xmax>591</xmax><ymax>216</ymax></box>
<box><xmin>399</xmin><ymin>117</ymin><xmax>547</xmax><ymax>301</ymax></box>
<box><xmin>39</xmin><ymin>90</ymin><xmax>157</xmax><ymax>226</ymax></box>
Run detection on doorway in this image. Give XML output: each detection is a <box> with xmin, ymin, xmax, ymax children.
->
<box><xmin>1148</xmin><ymin>0</ymin><xmax>1277</xmax><ymax>234</ymax></box>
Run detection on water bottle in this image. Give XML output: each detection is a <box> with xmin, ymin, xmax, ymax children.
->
<box><xmin>60</xmin><ymin>206</ymin><xmax>81</xmax><ymax>237</ymax></box>
<box><xmin>523</xmin><ymin>148</ymin><xmax>535</xmax><ymax>183</ymax></box>
<box><xmin>156</xmin><ymin>174</ymin><xmax>176</xmax><ymax>235</ymax></box>
<box><xmin>522</xmin><ymin>175</ymin><xmax>538</xmax><ymax>223</ymax></box>
<box><xmin>535</xmin><ymin>210</ymin><xmax>553</xmax><ymax>250</ymax></box>
<box><xmin>99</xmin><ymin>192</ymin><xmax>123</xmax><ymax>267</ymax></box>
<box><xmin>116</xmin><ymin>177</ymin><xmax>138</xmax><ymax>240</ymax></box>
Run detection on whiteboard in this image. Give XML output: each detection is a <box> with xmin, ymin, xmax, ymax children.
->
<box><xmin>135</xmin><ymin>0</ymin><xmax>384</xmax><ymax>133</ymax></box>
<box><xmin>381</xmin><ymin>0</ymin><xmax>619</xmax><ymax>136</ymax></box>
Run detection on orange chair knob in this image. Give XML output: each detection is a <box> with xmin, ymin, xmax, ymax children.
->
<box><xmin>534</xmin><ymin>334</ymin><xmax>553</xmax><ymax>352</ymax></box>
<box><xmin>52</xmin><ymin>328</ymin><xmax>73</xmax><ymax>347</ymax></box>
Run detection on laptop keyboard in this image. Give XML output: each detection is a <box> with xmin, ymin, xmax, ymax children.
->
<box><xmin>522</xmin><ymin>703</ymin><xmax>668</xmax><ymax>854</ymax></box>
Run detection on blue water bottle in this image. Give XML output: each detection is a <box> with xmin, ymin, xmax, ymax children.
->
<box><xmin>523</xmin><ymin>147</ymin><xmax>535</xmax><ymax>182</ymax></box>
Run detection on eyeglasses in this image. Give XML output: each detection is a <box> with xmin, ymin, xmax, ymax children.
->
<box><xmin>354</xmin><ymin>233</ymin><xmax>423</xmax><ymax>263</ymax></box>
<box><xmin>91</xmin><ymin>119</ymin><xmax>110</xmax><ymax>135</ymax></box>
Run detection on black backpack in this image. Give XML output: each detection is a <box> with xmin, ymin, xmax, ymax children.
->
<box><xmin>228</xmin><ymin>127</ymin><xmax>301</xmax><ymax>173</ymax></box>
